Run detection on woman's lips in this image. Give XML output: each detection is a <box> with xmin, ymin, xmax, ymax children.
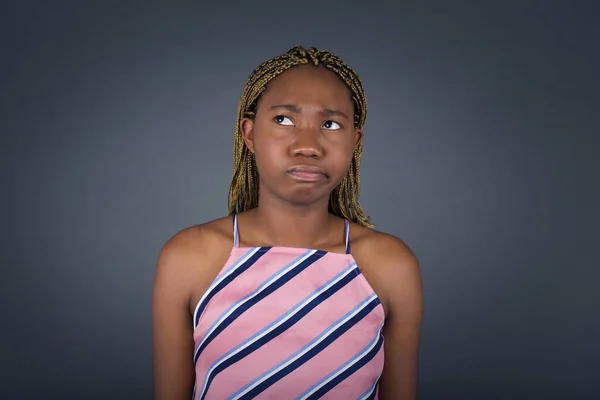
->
<box><xmin>286</xmin><ymin>165</ymin><xmax>327</xmax><ymax>182</ymax></box>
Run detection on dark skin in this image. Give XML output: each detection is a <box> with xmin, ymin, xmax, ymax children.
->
<box><xmin>152</xmin><ymin>65</ymin><xmax>423</xmax><ymax>400</ymax></box>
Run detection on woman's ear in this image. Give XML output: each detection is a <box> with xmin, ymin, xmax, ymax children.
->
<box><xmin>354</xmin><ymin>128</ymin><xmax>364</xmax><ymax>150</ymax></box>
<box><xmin>240</xmin><ymin>117</ymin><xmax>255</xmax><ymax>153</ymax></box>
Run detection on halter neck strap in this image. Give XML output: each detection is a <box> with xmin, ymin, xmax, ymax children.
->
<box><xmin>232</xmin><ymin>213</ymin><xmax>240</xmax><ymax>247</ymax></box>
<box><xmin>344</xmin><ymin>219</ymin><xmax>351</xmax><ymax>254</ymax></box>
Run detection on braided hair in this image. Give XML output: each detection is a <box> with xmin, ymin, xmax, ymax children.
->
<box><xmin>228</xmin><ymin>45</ymin><xmax>373</xmax><ymax>228</ymax></box>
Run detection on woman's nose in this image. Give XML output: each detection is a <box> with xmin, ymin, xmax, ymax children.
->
<box><xmin>291</xmin><ymin>128</ymin><xmax>324</xmax><ymax>158</ymax></box>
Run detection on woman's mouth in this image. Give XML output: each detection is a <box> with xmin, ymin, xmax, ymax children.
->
<box><xmin>286</xmin><ymin>165</ymin><xmax>328</xmax><ymax>182</ymax></box>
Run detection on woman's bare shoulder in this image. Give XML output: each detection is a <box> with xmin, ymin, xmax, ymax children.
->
<box><xmin>349</xmin><ymin>223</ymin><xmax>421</xmax><ymax>317</ymax></box>
<box><xmin>154</xmin><ymin>216</ymin><xmax>235</xmax><ymax>288</ymax></box>
<box><xmin>350</xmin><ymin>223</ymin><xmax>417</xmax><ymax>269</ymax></box>
<box><xmin>160</xmin><ymin>216</ymin><xmax>233</xmax><ymax>256</ymax></box>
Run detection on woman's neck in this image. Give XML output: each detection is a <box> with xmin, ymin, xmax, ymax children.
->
<box><xmin>246</xmin><ymin>198</ymin><xmax>336</xmax><ymax>249</ymax></box>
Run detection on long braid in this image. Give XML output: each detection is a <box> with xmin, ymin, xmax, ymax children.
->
<box><xmin>227</xmin><ymin>45</ymin><xmax>374</xmax><ymax>228</ymax></box>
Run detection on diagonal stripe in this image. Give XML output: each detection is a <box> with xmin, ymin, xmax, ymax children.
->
<box><xmin>197</xmin><ymin>263</ymin><xmax>361</xmax><ymax>399</ymax></box>
<box><xmin>193</xmin><ymin>247</ymin><xmax>269</xmax><ymax>327</ymax></box>
<box><xmin>193</xmin><ymin>249</ymin><xmax>325</xmax><ymax>366</ymax></box>
<box><xmin>228</xmin><ymin>294</ymin><xmax>381</xmax><ymax>400</ymax></box>
<box><xmin>303</xmin><ymin>332</ymin><xmax>384</xmax><ymax>400</ymax></box>
<box><xmin>358</xmin><ymin>371</ymin><xmax>381</xmax><ymax>400</ymax></box>
<box><xmin>297</xmin><ymin>325</ymin><xmax>384</xmax><ymax>399</ymax></box>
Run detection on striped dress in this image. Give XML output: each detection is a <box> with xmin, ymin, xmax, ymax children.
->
<box><xmin>192</xmin><ymin>214</ymin><xmax>385</xmax><ymax>399</ymax></box>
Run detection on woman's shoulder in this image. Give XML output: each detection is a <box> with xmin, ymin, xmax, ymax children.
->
<box><xmin>155</xmin><ymin>216</ymin><xmax>235</xmax><ymax>277</ymax></box>
<box><xmin>164</xmin><ymin>216</ymin><xmax>233</xmax><ymax>250</ymax></box>
<box><xmin>349</xmin><ymin>222</ymin><xmax>422</xmax><ymax>316</ymax></box>
<box><xmin>350</xmin><ymin>222</ymin><xmax>416</xmax><ymax>261</ymax></box>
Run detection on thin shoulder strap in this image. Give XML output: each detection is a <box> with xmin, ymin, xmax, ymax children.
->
<box><xmin>232</xmin><ymin>213</ymin><xmax>239</xmax><ymax>247</ymax></box>
<box><xmin>344</xmin><ymin>219</ymin><xmax>351</xmax><ymax>254</ymax></box>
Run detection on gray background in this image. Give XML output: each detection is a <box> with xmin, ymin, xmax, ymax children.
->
<box><xmin>2</xmin><ymin>0</ymin><xmax>599</xmax><ymax>399</ymax></box>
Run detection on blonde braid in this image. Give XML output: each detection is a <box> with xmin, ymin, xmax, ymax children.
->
<box><xmin>227</xmin><ymin>46</ymin><xmax>373</xmax><ymax>228</ymax></box>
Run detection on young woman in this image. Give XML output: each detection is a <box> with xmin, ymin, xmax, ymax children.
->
<box><xmin>152</xmin><ymin>46</ymin><xmax>423</xmax><ymax>400</ymax></box>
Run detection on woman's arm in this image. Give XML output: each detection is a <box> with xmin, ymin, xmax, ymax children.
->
<box><xmin>152</xmin><ymin>234</ymin><xmax>196</xmax><ymax>400</ymax></box>
<box><xmin>371</xmin><ymin>235</ymin><xmax>424</xmax><ymax>400</ymax></box>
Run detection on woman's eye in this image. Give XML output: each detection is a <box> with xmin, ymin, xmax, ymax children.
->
<box><xmin>323</xmin><ymin>120</ymin><xmax>341</xmax><ymax>130</ymax></box>
<box><xmin>274</xmin><ymin>115</ymin><xmax>294</xmax><ymax>126</ymax></box>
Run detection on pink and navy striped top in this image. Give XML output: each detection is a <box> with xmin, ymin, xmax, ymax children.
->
<box><xmin>192</xmin><ymin>214</ymin><xmax>385</xmax><ymax>399</ymax></box>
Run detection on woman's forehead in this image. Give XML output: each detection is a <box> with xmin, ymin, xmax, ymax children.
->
<box><xmin>257</xmin><ymin>65</ymin><xmax>353</xmax><ymax>109</ymax></box>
